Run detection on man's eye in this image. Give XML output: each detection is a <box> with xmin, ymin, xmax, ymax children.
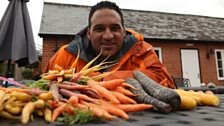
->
<box><xmin>111</xmin><ymin>26</ymin><xmax>121</xmax><ymax>31</ymax></box>
<box><xmin>94</xmin><ymin>27</ymin><xmax>104</xmax><ymax>32</ymax></box>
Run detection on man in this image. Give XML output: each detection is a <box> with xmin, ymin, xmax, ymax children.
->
<box><xmin>46</xmin><ymin>1</ymin><xmax>174</xmax><ymax>88</ymax></box>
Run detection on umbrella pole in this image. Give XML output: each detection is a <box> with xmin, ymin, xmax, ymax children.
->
<box><xmin>4</xmin><ymin>59</ymin><xmax>13</xmax><ymax>87</ymax></box>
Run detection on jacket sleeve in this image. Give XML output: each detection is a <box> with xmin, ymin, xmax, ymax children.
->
<box><xmin>103</xmin><ymin>43</ymin><xmax>174</xmax><ymax>88</ymax></box>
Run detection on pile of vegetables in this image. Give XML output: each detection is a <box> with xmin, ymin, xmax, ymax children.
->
<box><xmin>0</xmin><ymin>50</ymin><xmax>221</xmax><ymax>124</ymax></box>
<box><xmin>126</xmin><ymin>71</ymin><xmax>220</xmax><ymax>112</ymax></box>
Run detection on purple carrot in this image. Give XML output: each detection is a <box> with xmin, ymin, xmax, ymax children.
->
<box><xmin>0</xmin><ymin>76</ymin><xmax>28</xmax><ymax>88</ymax></box>
<box><xmin>79</xmin><ymin>88</ymin><xmax>100</xmax><ymax>99</ymax></box>
<box><xmin>50</xmin><ymin>83</ymin><xmax>63</xmax><ymax>102</ymax></box>
<box><xmin>70</xmin><ymin>73</ymin><xmax>82</xmax><ymax>82</ymax></box>
<box><xmin>62</xmin><ymin>81</ymin><xmax>81</xmax><ymax>86</ymax></box>
<box><xmin>58</xmin><ymin>84</ymin><xmax>87</xmax><ymax>90</ymax></box>
<box><xmin>59</xmin><ymin>88</ymin><xmax>76</xmax><ymax>97</ymax></box>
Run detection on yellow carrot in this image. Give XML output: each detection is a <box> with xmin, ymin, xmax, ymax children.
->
<box><xmin>70</xmin><ymin>44</ymin><xmax>80</xmax><ymax>68</ymax></box>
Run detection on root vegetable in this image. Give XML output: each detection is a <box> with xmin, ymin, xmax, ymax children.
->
<box><xmin>0</xmin><ymin>111</ymin><xmax>20</xmax><ymax>120</ymax></box>
<box><xmin>21</xmin><ymin>102</ymin><xmax>35</xmax><ymax>124</ymax></box>
<box><xmin>179</xmin><ymin>96</ymin><xmax>197</xmax><ymax>110</ymax></box>
<box><xmin>10</xmin><ymin>91</ymin><xmax>32</xmax><ymax>102</ymax></box>
<box><xmin>133</xmin><ymin>71</ymin><xmax>181</xmax><ymax>110</ymax></box>
<box><xmin>44</xmin><ymin>107</ymin><xmax>52</xmax><ymax>123</ymax></box>
<box><xmin>34</xmin><ymin>99</ymin><xmax>45</xmax><ymax>109</ymax></box>
<box><xmin>125</xmin><ymin>78</ymin><xmax>172</xmax><ymax>113</ymax></box>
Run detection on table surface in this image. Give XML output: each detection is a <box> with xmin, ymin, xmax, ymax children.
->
<box><xmin>1</xmin><ymin>94</ymin><xmax>224</xmax><ymax>126</ymax></box>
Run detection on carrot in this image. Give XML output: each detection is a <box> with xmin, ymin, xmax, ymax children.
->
<box><xmin>42</xmin><ymin>74</ymin><xmax>57</xmax><ymax>80</ymax></box>
<box><xmin>58</xmin><ymin>83</ymin><xmax>87</xmax><ymax>90</ymax></box>
<box><xmin>125</xmin><ymin>78</ymin><xmax>172</xmax><ymax>113</ymax></box>
<box><xmin>54</xmin><ymin>64</ymin><xmax>63</xmax><ymax>71</ymax></box>
<box><xmin>80</xmin><ymin>100</ymin><xmax>114</xmax><ymax>120</ymax></box>
<box><xmin>112</xmin><ymin>91</ymin><xmax>137</xmax><ymax>104</ymax></box>
<box><xmin>57</xmin><ymin>76</ymin><xmax>63</xmax><ymax>83</ymax></box>
<box><xmin>49</xmin><ymin>83</ymin><xmax>63</xmax><ymax>102</ymax></box>
<box><xmin>0</xmin><ymin>111</ymin><xmax>20</xmax><ymax>120</ymax></box>
<box><xmin>114</xmin><ymin>104</ymin><xmax>154</xmax><ymax>112</ymax></box>
<box><xmin>70</xmin><ymin>44</ymin><xmax>80</xmax><ymax>69</ymax></box>
<box><xmin>59</xmin><ymin>89</ymin><xmax>96</xmax><ymax>102</ymax></box>
<box><xmin>79</xmin><ymin>88</ymin><xmax>100</xmax><ymax>99</ymax></box>
<box><xmin>87</xmin><ymin>79</ymin><xmax>120</xmax><ymax>104</ymax></box>
<box><xmin>0</xmin><ymin>76</ymin><xmax>28</xmax><ymax>88</ymax></box>
<box><xmin>68</xmin><ymin>95</ymin><xmax>79</xmax><ymax>106</ymax></box>
<box><xmin>133</xmin><ymin>71</ymin><xmax>181</xmax><ymax>110</ymax></box>
<box><xmin>113</xmin><ymin>86</ymin><xmax>135</xmax><ymax>96</ymax></box>
<box><xmin>44</xmin><ymin>107</ymin><xmax>52</xmax><ymax>123</ymax></box>
<box><xmin>52</xmin><ymin>103</ymin><xmax>67</xmax><ymax>121</ymax></box>
<box><xmin>121</xmin><ymin>82</ymin><xmax>139</xmax><ymax>90</ymax></box>
<box><xmin>99</xmin><ymin>79</ymin><xmax>124</xmax><ymax>90</ymax></box>
<box><xmin>0</xmin><ymin>90</ymin><xmax>6</xmax><ymax>105</ymax></box>
<box><xmin>97</xmin><ymin>104</ymin><xmax>129</xmax><ymax>120</ymax></box>
<box><xmin>70</xmin><ymin>73</ymin><xmax>82</xmax><ymax>82</ymax></box>
<box><xmin>21</xmin><ymin>101</ymin><xmax>35</xmax><ymax>124</ymax></box>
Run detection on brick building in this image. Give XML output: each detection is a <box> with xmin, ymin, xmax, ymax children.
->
<box><xmin>39</xmin><ymin>2</ymin><xmax>224</xmax><ymax>86</ymax></box>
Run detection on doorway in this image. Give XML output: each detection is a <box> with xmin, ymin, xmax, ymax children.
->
<box><xmin>181</xmin><ymin>49</ymin><xmax>201</xmax><ymax>87</ymax></box>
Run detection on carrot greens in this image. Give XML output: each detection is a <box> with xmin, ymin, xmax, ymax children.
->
<box><xmin>57</xmin><ymin>107</ymin><xmax>101</xmax><ymax>125</ymax></box>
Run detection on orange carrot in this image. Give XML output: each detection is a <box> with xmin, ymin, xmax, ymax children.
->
<box><xmin>112</xmin><ymin>91</ymin><xmax>137</xmax><ymax>104</ymax></box>
<box><xmin>97</xmin><ymin>105</ymin><xmax>129</xmax><ymax>120</ymax></box>
<box><xmin>121</xmin><ymin>82</ymin><xmax>139</xmax><ymax>90</ymax></box>
<box><xmin>80</xmin><ymin>100</ymin><xmax>114</xmax><ymax>120</ymax></box>
<box><xmin>42</xmin><ymin>74</ymin><xmax>57</xmax><ymax>80</ymax></box>
<box><xmin>87</xmin><ymin>79</ymin><xmax>120</xmax><ymax>104</ymax></box>
<box><xmin>64</xmin><ymin>105</ymin><xmax>75</xmax><ymax>115</ymax></box>
<box><xmin>113</xmin><ymin>87</ymin><xmax>135</xmax><ymax>96</ymax></box>
<box><xmin>57</xmin><ymin>76</ymin><xmax>63</xmax><ymax>83</ymax></box>
<box><xmin>54</xmin><ymin>64</ymin><xmax>63</xmax><ymax>71</ymax></box>
<box><xmin>68</xmin><ymin>95</ymin><xmax>79</xmax><ymax>106</ymax></box>
<box><xmin>99</xmin><ymin>79</ymin><xmax>124</xmax><ymax>90</ymax></box>
<box><xmin>52</xmin><ymin>103</ymin><xmax>67</xmax><ymax>121</ymax></box>
<box><xmin>114</xmin><ymin>104</ymin><xmax>154</xmax><ymax>112</ymax></box>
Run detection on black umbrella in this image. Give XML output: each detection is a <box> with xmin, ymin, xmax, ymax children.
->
<box><xmin>0</xmin><ymin>0</ymin><xmax>38</xmax><ymax>79</ymax></box>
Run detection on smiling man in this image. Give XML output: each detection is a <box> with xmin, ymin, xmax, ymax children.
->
<box><xmin>46</xmin><ymin>1</ymin><xmax>174</xmax><ymax>88</ymax></box>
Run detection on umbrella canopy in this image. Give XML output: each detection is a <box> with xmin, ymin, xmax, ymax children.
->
<box><xmin>0</xmin><ymin>0</ymin><xmax>38</xmax><ymax>67</ymax></box>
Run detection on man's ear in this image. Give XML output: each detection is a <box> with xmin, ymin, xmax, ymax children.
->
<box><xmin>87</xmin><ymin>27</ymin><xmax>90</xmax><ymax>39</ymax></box>
<box><xmin>123</xmin><ymin>27</ymin><xmax>126</xmax><ymax>37</ymax></box>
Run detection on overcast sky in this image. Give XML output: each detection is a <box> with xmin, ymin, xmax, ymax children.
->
<box><xmin>0</xmin><ymin>0</ymin><xmax>224</xmax><ymax>51</ymax></box>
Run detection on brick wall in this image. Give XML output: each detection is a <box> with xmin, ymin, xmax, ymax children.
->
<box><xmin>42</xmin><ymin>36</ymin><xmax>224</xmax><ymax>86</ymax></box>
<box><xmin>41</xmin><ymin>36</ymin><xmax>72</xmax><ymax>72</ymax></box>
<box><xmin>149</xmin><ymin>40</ymin><xmax>224</xmax><ymax>86</ymax></box>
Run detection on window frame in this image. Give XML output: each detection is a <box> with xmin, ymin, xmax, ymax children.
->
<box><xmin>215</xmin><ymin>49</ymin><xmax>224</xmax><ymax>80</ymax></box>
<box><xmin>154</xmin><ymin>47</ymin><xmax>162</xmax><ymax>62</ymax></box>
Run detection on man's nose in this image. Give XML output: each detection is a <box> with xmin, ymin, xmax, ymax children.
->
<box><xmin>103</xmin><ymin>28</ymin><xmax>114</xmax><ymax>40</ymax></box>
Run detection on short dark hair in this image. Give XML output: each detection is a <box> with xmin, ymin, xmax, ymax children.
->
<box><xmin>88</xmin><ymin>1</ymin><xmax>124</xmax><ymax>27</ymax></box>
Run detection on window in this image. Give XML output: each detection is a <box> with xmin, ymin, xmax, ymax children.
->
<box><xmin>154</xmin><ymin>47</ymin><xmax>162</xmax><ymax>62</ymax></box>
<box><xmin>215</xmin><ymin>49</ymin><xmax>224</xmax><ymax>80</ymax></box>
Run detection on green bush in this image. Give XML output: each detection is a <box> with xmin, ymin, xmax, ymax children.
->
<box><xmin>22</xmin><ymin>68</ymin><xmax>33</xmax><ymax>79</ymax></box>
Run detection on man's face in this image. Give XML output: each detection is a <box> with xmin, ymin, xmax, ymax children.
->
<box><xmin>87</xmin><ymin>8</ymin><xmax>126</xmax><ymax>58</ymax></box>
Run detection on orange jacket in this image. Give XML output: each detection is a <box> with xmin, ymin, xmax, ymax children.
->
<box><xmin>46</xmin><ymin>29</ymin><xmax>174</xmax><ymax>88</ymax></box>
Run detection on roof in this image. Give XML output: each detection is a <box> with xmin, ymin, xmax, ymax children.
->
<box><xmin>39</xmin><ymin>2</ymin><xmax>224</xmax><ymax>41</ymax></box>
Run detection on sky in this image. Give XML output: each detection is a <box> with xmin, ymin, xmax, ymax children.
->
<box><xmin>0</xmin><ymin>0</ymin><xmax>224</xmax><ymax>52</ymax></box>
